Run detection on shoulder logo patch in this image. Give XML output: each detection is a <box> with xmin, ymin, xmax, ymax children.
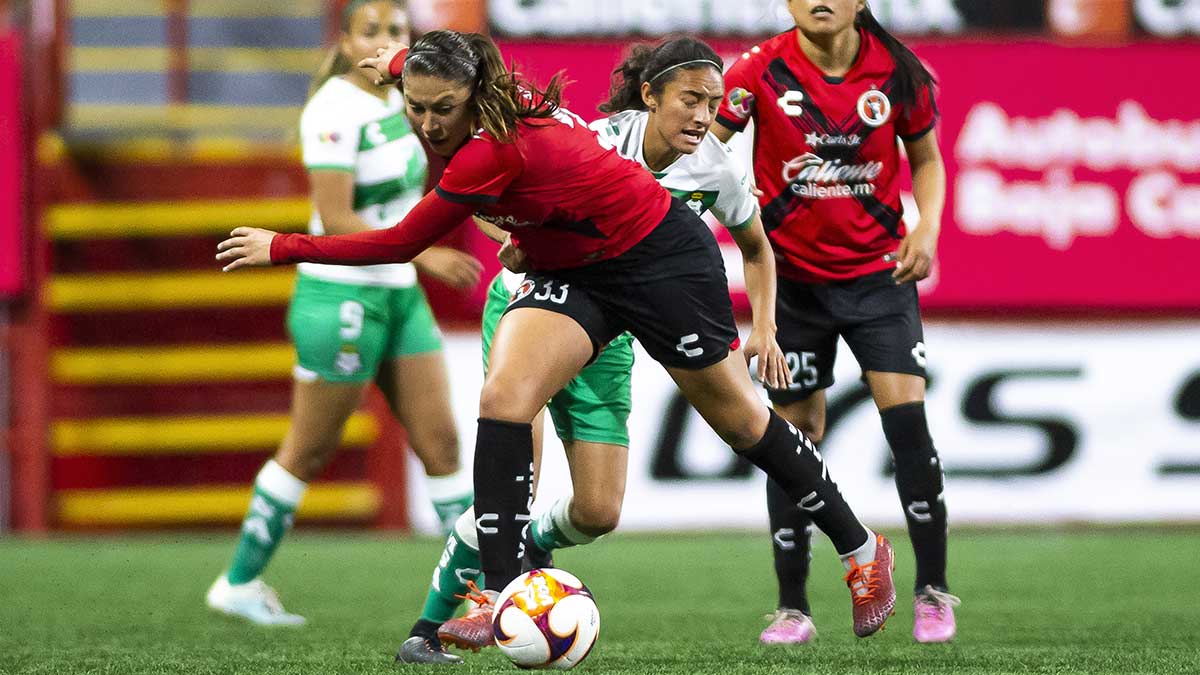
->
<box><xmin>727</xmin><ymin>88</ymin><xmax>755</xmax><ymax>119</ymax></box>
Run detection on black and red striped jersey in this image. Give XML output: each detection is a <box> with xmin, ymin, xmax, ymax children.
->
<box><xmin>718</xmin><ymin>28</ymin><xmax>937</xmax><ymax>282</ymax></box>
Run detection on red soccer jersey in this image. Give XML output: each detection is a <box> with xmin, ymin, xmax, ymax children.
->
<box><xmin>271</xmin><ymin>107</ymin><xmax>671</xmax><ymax>271</ymax></box>
<box><xmin>438</xmin><ymin>110</ymin><xmax>671</xmax><ymax>270</ymax></box>
<box><xmin>717</xmin><ymin>29</ymin><xmax>937</xmax><ymax>283</ymax></box>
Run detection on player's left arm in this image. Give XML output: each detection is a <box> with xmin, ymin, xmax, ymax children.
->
<box><xmin>894</xmin><ymin>131</ymin><xmax>946</xmax><ymax>284</ymax></box>
<box><xmin>716</xmin><ymin>150</ymin><xmax>788</xmax><ymax>388</ymax></box>
<box><xmin>727</xmin><ymin>213</ymin><xmax>789</xmax><ymax>390</ymax></box>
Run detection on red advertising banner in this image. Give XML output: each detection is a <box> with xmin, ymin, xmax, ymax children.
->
<box><xmin>0</xmin><ymin>29</ymin><xmax>24</xmax><ymax>299</ymax></box>
<box><xmin>497</xmin><ymin>38</ymin><xmax>1200</xmax><ymax>312</ymax></box>
<box><xmin>917</xmin><ymin>40</ymin><xmax>1199</xmax><ymax>311</ymax></box>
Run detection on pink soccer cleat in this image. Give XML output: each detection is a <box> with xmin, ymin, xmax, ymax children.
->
<box><xmin>844</xmin><ymin>534</ymin><xmax>896</xmax><ymax>637</ymax></box>
<box><xmin>913</xmin><ymin>586</ymin><xmax>960</xmax><ymax>643</ymax></box>
<box><xmin>759</xmin><ymin>608</ymin><xmax>816</xmax><ymax>644</ymax></box>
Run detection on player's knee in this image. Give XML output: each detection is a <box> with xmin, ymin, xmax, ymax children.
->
<box><xmin>881</xmin><ymin>401</ymin><xmax>943</xmax><ymax>501</ymax></box>
<box><xmin>411</xmin><ymin>427</ymin><xmax>461</xmax><ymax>476</ymax></box>
<box><xmin>776</xmin><ymin>403</ymin><xmax>825</xmax><ymax>443</ymax></box>
<box><xmin>478</xmin><ymin>379</ymin><xmax>538</xmax><ymax>423</ymax></box>
<box><xmin>276</xmin><ymin>432</ymin><xmax>338</xmax><ymax>482</ymax></box>
<box><xmin>569</xmin><ymin>496</ymin><xmax>621</xmax><ymax>537</ymax></box>
<box><xmin>712</xmin><ymin>405</ymin><xmax>773</xmax><ymax>449</ymax></box>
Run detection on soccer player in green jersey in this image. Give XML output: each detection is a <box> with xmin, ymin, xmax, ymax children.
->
<box><xmin>205</xmin><ymin>0</ymin><xmax>481</xmax><ymax>627</ymax></box>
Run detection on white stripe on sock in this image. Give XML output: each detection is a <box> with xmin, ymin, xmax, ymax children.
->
<box><xmin>426</xmin><ymin>468</ymin><xmax>472</xmax><ymax>503</ymax></box>
<box><xmin>256</xmin><ymin>460</ymin><xmax>308</xmax><ymax>507</ymax></box>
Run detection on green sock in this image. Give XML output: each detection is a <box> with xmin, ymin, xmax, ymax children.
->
<box><xmin>531</xmin><ymin>496</ymin><xmax>598</xmax><ymax>553</ymax></box>
<box><xmin>426</xmin><ymin>470</ymin><xmax>473</xmax><ymax>536</ymax></box>
<box><xmin>420</xmin><ymin>510</ymin><xmax>482</xmax><ymax>623</ymax></box>
<box><xmin>226</xmin><ymin>460</ymin><xmax>306</xmax><ymax>585</ymax></box>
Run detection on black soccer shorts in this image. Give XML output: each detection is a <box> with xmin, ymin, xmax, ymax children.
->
<box><xmin>767</xmin><ymin>269</ymin><xmax>928</xmax><ymax>405</ymax></box>
<box><xmin>505</xmin><ymin>198</ymin><xmax>739</xmax><ymax>371</ymax></box>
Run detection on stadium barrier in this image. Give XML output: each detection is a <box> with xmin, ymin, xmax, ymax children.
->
<box><xmin>406</xmin><ymin>325</ymin><xmax>1200</xmax><ymax>533</ymax></box>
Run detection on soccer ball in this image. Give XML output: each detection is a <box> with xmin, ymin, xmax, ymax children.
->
<box><xmin>492</xmin><ymin>568</ymin><xmax>600</xmax><ymax>670</ymax></box>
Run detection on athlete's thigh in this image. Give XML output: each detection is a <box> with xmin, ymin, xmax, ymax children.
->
<box><xmin>767</xmin><ymin>276</ymin><xmax>839</xmax><ymax>408</ymax></box>
<box><xmin>378</xmin><ymin>351</ymin><xmax>458</xmax><ymax>456</ymax></box>
<box><xmin>288</xmin><ymin>274</ymin><xmax>389</xmax><ymax>384</ymax></box>
<box><xmin>486</xmin><ymin>276</ymin><xmax>615</xmax><ymax>422</ymax></box>
<box><xmin>667</xmin><ymin>350</ymin><xmax>770</xmax><ymax>448</ymax></box>
<box><xmin>839</xmin><ymin>274</ymin><xmax>928</xmax><ymax>387</ymax></box>
<box><xmin>548</xmin><ymin>333</ymin><xmax>634</xmax><ymax>448</ymax></box>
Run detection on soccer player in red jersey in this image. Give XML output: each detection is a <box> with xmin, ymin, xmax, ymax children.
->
<box><xmin>713</xmin><ymin>0</ymin><xmax>959</xmax><ymax>644</ymax></box>
<box><xmin>218</xmin><ymin>29</ymin><xmax>898</xmax><ymax>648</ymax></box>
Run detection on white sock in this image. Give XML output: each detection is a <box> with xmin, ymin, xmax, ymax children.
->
<box><xmin>839</xmin><ymin>528</ymin><xmax>877</xmax><ymax>571</ymax></box>
<box><xmin>453</xmin><ymin>507</ymin><xmax>479</xmax><ymax>550</ymax></box>
<box><xmin>547</xmin><ymin>496</ymin><xmax>599</xmax><ymax>546</ymax></box>
<box><xmin>426</xmin><ymin>469</ymin><xmax>472</xmax><ymax>504</ymax></box>
<box><xmin>257</xmin><ymin>459</ymin><xmax>307</xmax><ymax>507</ymax></box>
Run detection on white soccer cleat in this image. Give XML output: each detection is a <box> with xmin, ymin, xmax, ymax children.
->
<box><xmin>206</xmin><ymin>576</ymin><xmax>307</xmax><ymax>627</ymax></box>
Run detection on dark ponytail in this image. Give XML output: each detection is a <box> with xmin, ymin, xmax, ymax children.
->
<box><xmin>599</xmin><ymin>37</ymin><xmax>723</xmax><ymax>114</ymax></box>
<box><xmin>855</xmin><ymin>4</ymin><xmax>935</xmax><ymax>107</ymax></box>
<box><xmin>401</xmin><ymin>30</ymin><xmax>564</xmax><ymax>143</ymax></box>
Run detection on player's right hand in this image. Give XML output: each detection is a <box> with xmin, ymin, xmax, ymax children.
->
<box><xmin>216</xmin><ymin>227</ymin><xmax>277</xmax><ymax>272</ymax></box>
<box><xmin>498</xmin><ymin>235</ymin><xmax>530</xmax><ymax>273</ymax></box>
<box><xmin>357</xmin><ymin>41</ymin><xmax>408</xmax><ymax>86</ymax></box>
<box><xmin>413</xmin><ymin>247</ymin><xmax>484</xmax><ymax>290</ymax></box>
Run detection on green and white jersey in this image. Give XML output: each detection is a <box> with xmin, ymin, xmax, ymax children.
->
<box><xmin>299</xmin><ymin>77</ymin><xmax>428</xmax><ymax>287</ymax></box>
<box><xmin>589</xmin><ymin>110</ymin><xmax>757</xmax><ymax>230</ymax></box>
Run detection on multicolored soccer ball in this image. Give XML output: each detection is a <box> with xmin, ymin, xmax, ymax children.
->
<box><xmin>492</xmin><ymin>568</ymin><xmax>600</xmax><ymax>670</ymax></box>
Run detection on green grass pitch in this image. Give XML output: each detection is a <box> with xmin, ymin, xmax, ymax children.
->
<box><xmin>1</xmin><ymin>529</ymin><xmax>1197</xmax><ymax>674</ymax></box>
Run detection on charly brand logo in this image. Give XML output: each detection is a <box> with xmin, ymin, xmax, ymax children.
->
<box><xmin>805</xmin><ymin>132</ymin><xmax>863</xmax><ymax>147</ymax></box>
<box><xmin>857</xmin><ymin>88</ymin><xmax>892</xmax><ymax>127</ymax></box>
<box><xmin>781</xmin><ymin>153</ymin><xmax>884</xmax><ymax>198</ymax></box>
<box><xmin>675</xmin><ymin>333</ymin><xmax>703</xmax><ymax>358</ymax></box>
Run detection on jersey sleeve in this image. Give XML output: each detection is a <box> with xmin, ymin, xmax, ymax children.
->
<box><xmin>716</xmin><ymin>54</ymin><xmax>759</xmax><ymax>134</ymax></box>
<box><xmin>271</xmin><ymin>190</ymin><xmax>477</xmax><ymax>265</ymax></box>
<box><xmin>587</xmin><ymin>116</ymin><xmax>619</xmax><ymax>149</ymax></box>
<box><xmin>300</xmin><ymin>100</ymin><xmax>359</xmax><ymax>172</ymax></box>
<box><xmin>896</xmin><ymin>82</ymin><xmax>939</xmax><ymax>142</ymax></box>
<box><xmin>435</xmin><ymin>136</ymin><xmax>524</xmax><ymax>204</ymax></box>
<box><xmin>711</xmin><ymin>143</ymin><xmax>758</xmax><ymax>230</ymax></box>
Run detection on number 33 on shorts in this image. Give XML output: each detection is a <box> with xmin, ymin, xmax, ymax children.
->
<box><xmin>511</xmin><ymin>278</ymin><xmax>570</xmax><ymax>306</ymax></box>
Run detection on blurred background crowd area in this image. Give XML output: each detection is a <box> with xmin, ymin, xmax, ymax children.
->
<box><xmin>0</xmin><ymin>0</ymin><xmax>1196</xmax><ymax>536</ymax></box>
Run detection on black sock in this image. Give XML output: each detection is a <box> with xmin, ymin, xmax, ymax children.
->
<box><xmin>409</xmin><ymin>618</ymin><xmax>442</xmax><ymax>640</ymax></box>
<box><xmin>473</xmin><ymin>418</ymin><xmax>534</xmax><ymax>592</ymax></box>
<box><xmin>766</xmin><ymin>477</ymin><xmax>813</xmax><ymax>615</ymax></box>
<box><xmin>738</xmin><ymin>409</ymin><xmax>868</xmax><ymax>555</ymax></box>
<box><xmin>881</xmin><ymin>401</ymin><xmax>948</xmax><ymax>591</ymax></box>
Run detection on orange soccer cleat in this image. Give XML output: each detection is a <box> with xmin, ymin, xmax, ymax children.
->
<box><xmin>437</xmin><ymin>580</ymin><xmax>498</xmax><ymax>651</ymax></box>
<box><xmin>844</xmin><ymin>534</ymin><xmax>896</xmax><ymax>637</ymax></box>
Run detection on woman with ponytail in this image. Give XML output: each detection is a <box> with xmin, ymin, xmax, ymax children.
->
<box><xmin>205</xmin><ymin>0</ymin><xmax>481</xmax><ymax>631</ymax></box>
<box><xmin>713</xmin><ymin>0</ymin><xmax>957</xmax><ymax>645</ymax></box>
<box><xmin>387</xmin><ymin>37</ymin><xmax>793</xmax><ymax>662</ymax></box>
<box><xmin>220</xmin><ymin>29</ymin><xmax>899</xmax><ymax>659</ymax></box>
